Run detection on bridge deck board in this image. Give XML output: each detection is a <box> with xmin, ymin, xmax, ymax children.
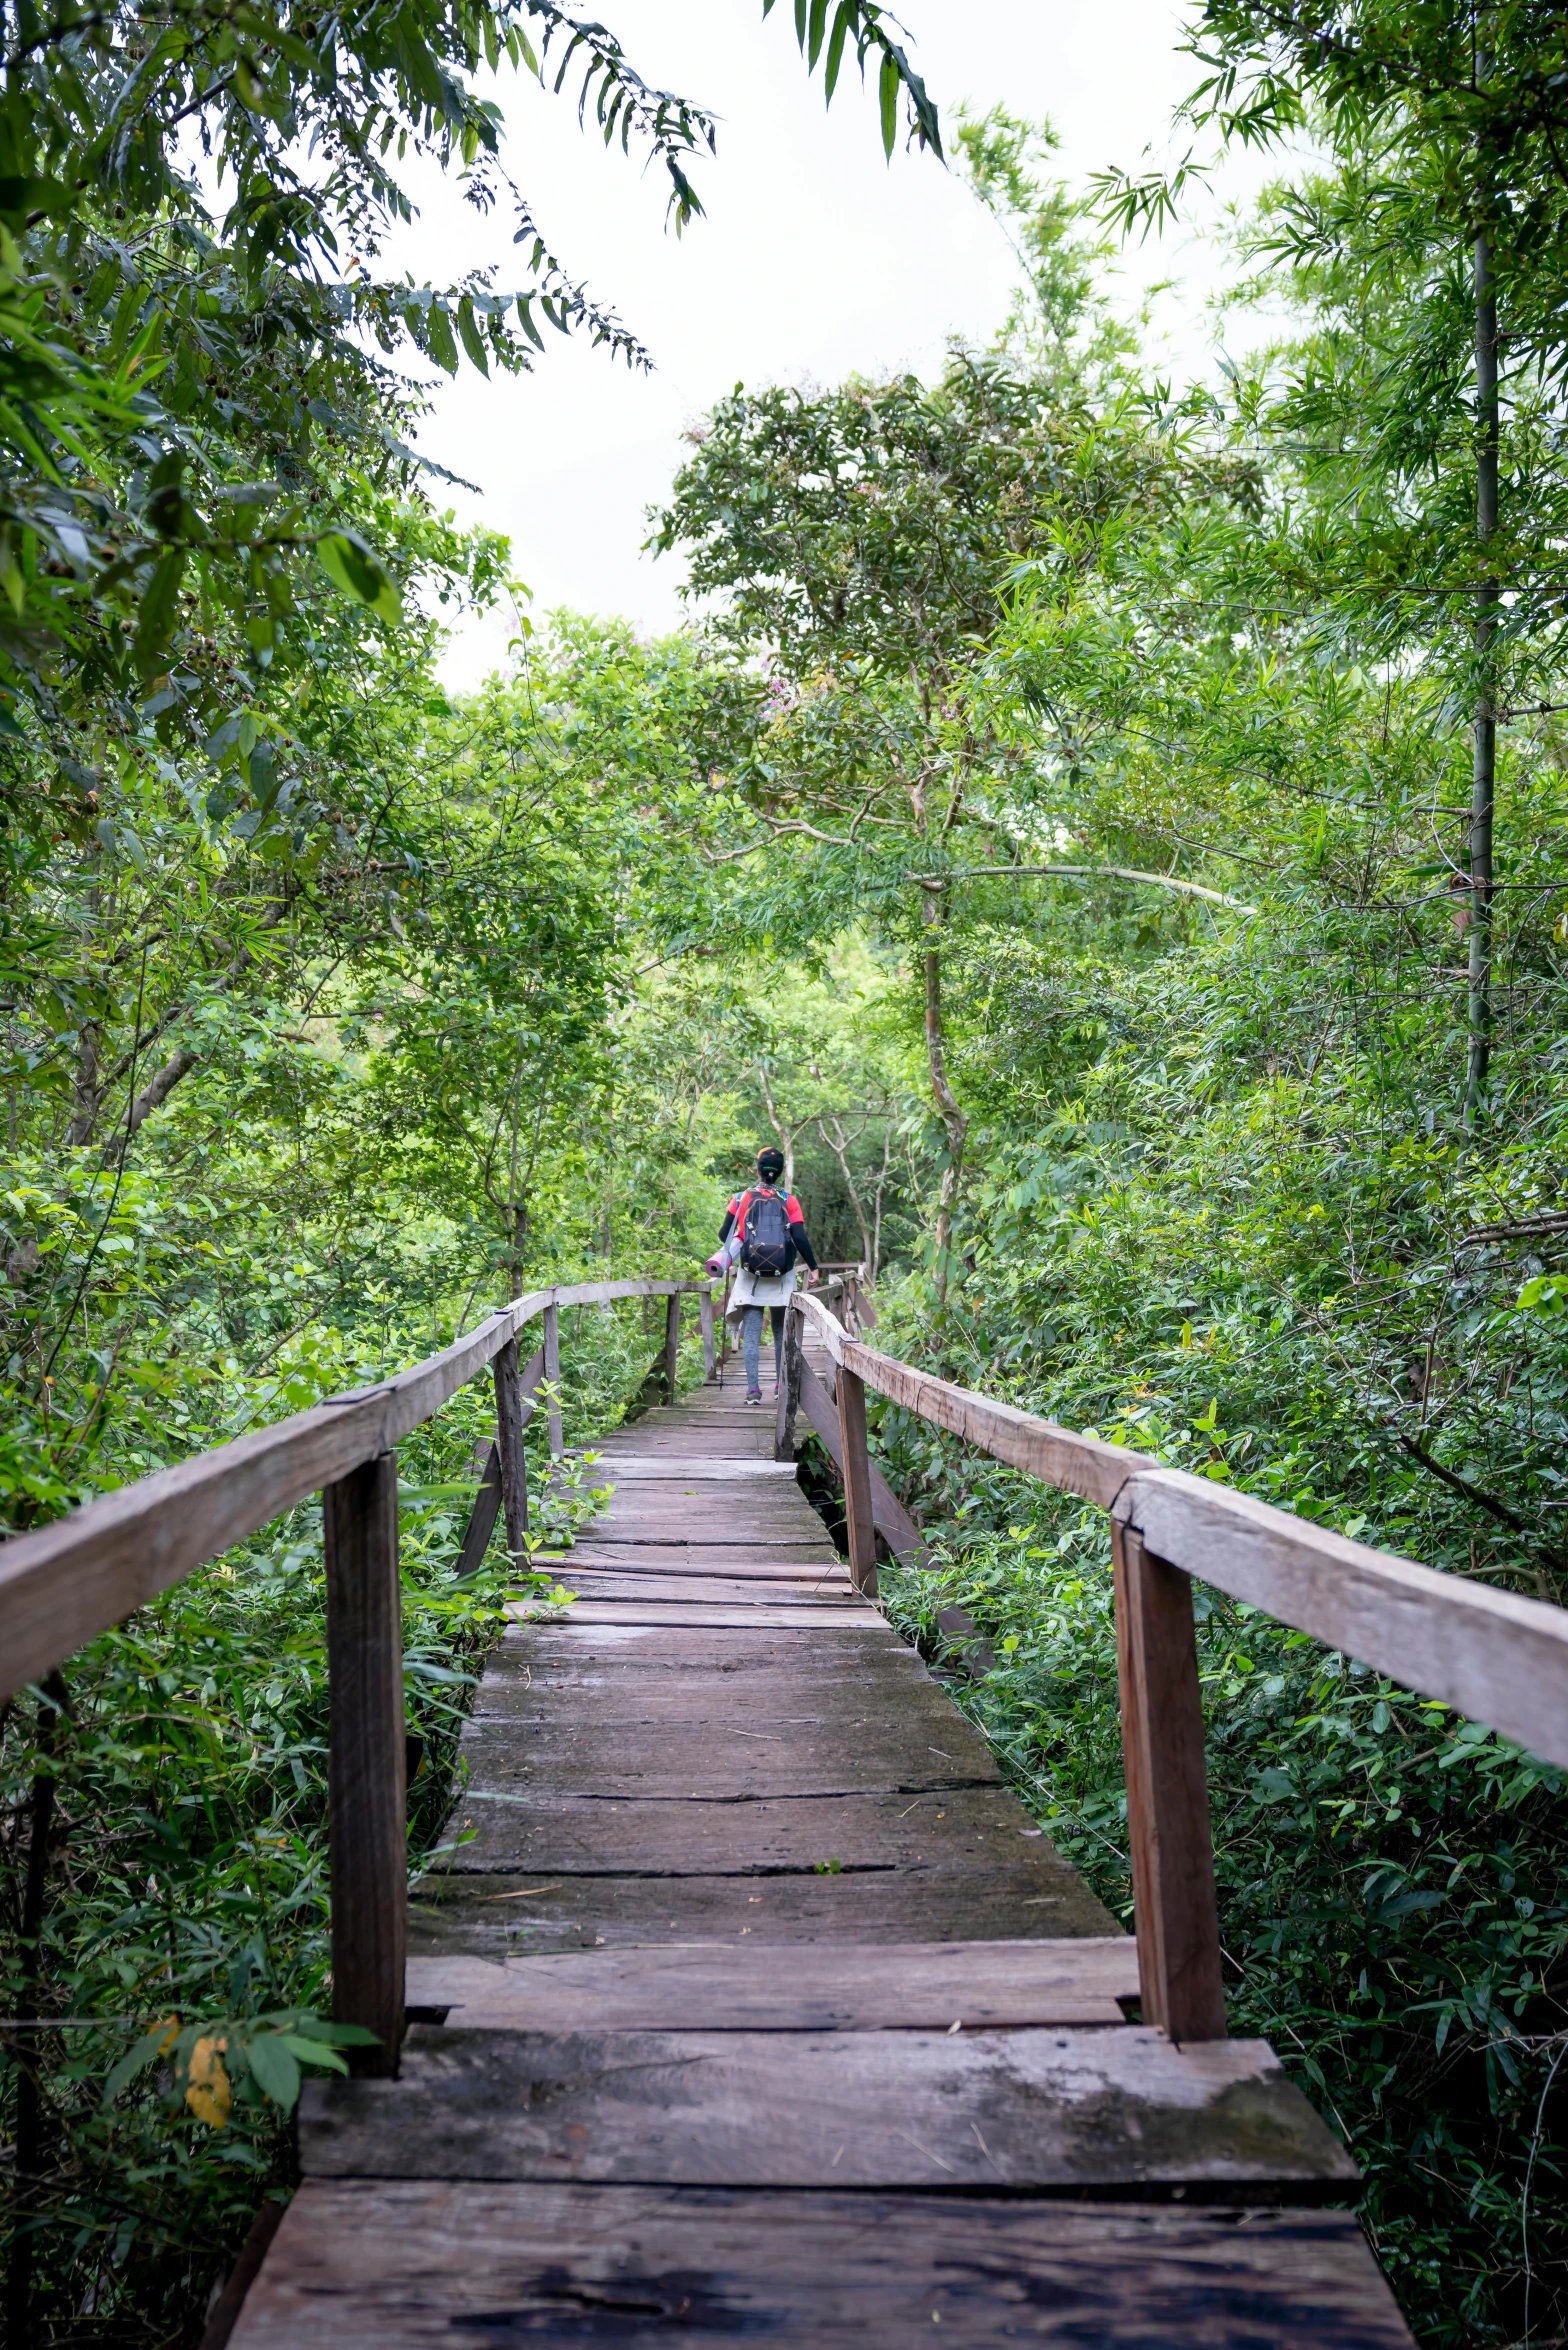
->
<box><xmin>232</xmin><ymin>1373</ymin><xmax>1413</xmax><ymax>2345</ymax></box>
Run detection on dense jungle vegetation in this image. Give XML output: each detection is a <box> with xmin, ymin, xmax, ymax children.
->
<box><xmin>4</xmin><ymin>0</ymin><xmax>1568</xmax><ymax>2341</ymax></box>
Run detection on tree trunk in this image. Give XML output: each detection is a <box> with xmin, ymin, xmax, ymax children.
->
<box><xmin>816</xmin><ymin>1112</ymin><xmax>872</xmax><ymax>1266</ymax></box>
<box><xmin>66</xmin><ymin>1019</ymin><xmax>101</xmax><ymax>1149</ymax></box>
<box><xmin>921</xmin><ymin>887</ymin><xmax>967</xmax><ymax>1304</ymax></box>
<box><xmin>757</xmin><ymin>1062</ymin><xmax>794</xmax><ymax>1193</ymax></box>
<box><xmin>505</xmin><ymin>1200</ymin><xmax>529</xmax><ymax>1302</ymax></box>
<box><xmin>1465</xmin><ymin>210</ymin><xmax>1499</xmax><ymax>1127</ymax></box>
<box><xmin>113</xmin><ymin>1044</ymin><xmax>198</xmax><ymax>1153</ymax></box>
<box><xmin>872</xmin><ymin>1123</ymin><xmax>893</xmax><ymax>1283</ymax></box>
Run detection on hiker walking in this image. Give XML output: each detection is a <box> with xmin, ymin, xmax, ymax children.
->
<box><xmin>707</xmin><ymin>1148</ymin><xmax>819</xmax><ymax>1404</ymax></box>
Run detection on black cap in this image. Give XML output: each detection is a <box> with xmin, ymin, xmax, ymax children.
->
<box><xmin>756</xmin><ymin>1146</ymin><xmax>785</xmax><ymax>1180</ymax></box>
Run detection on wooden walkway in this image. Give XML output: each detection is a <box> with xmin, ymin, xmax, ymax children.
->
<box><xmin>228</xmin><ymin>1361</ymin><xmax>1415</xmax><ymax>2345</ymax></box>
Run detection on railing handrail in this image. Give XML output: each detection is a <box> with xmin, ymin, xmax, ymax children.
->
<box><xmin>787</xmin><ymin>1285</ymin><xmax>1568</xmax><ymax>2044</ymax></box>
<box><xmin>0</xmin><ymin>1275</ymin><xmax>716</xmax><ymax>1706</ymax></box>
<box><xmin>790</xmin><ymin>1287</ymin><xmax>1568</xmax><ymax>1773</ymax></box>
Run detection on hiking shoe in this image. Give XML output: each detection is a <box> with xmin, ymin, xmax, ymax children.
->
<box><xmin>746</xmin><ymin>1387</ymin><xmax>763</xmax><ymax>1405</ymax></box>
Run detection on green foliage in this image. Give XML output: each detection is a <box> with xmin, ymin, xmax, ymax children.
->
<box><xmin>0</xmin><ymin>1283</ymin><xmax>694</xmax><ymax>2339</ymax></box>
<box><xmin>14</xmin><ymin>11</ymin><xmax>1568</xmax><ymax>2339</ymax></box>
<box><xmin>882</xmin><ymin>1509</ymin><xmax>1565</xmax><ymax>2341</ymax></box>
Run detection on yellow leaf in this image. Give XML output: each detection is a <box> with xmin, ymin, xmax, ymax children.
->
<box><xmin>186</xmin><ymin>2035</ymin><xmax>231</xmax><ymax>2127</ymax></box>
<box><xmin>154</xmin><ymin>2015</ymin><xmax>180</xmax><ymax>2056</ymax></box>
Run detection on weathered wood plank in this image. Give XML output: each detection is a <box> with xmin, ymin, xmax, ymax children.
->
<box><xmin>797</xmin><ymin>1357</ymin><xmax>930</xmax><ymax>1567</ymax></box>
<box><xmin>793</xmin><ymin>1292</ymin><xmax>1138</xmax><ymax>1507</ymax></box>
<box><xmin>405</xmin><ymin>1936</ymin><xmax>1139</xmax><ymax>2029</ymax></box>
<box><xmin>578</xmin><ymin>1496</ymin><xmax>828</xmax><ymax>1517</ymax></box>
<box><xmin>0</xmin><ymin>1310</ymin><xmax>508</xmax><ymax>1701</ymax></box>
<box><xmin>1117</xmin><ymin>1472</ymin><xmax>1568</xmax><ymax>1772</ymax></box>
<box><xmin>419</xmin><ymin>1783</ymin><xmax>1116</xmax><ymax>1908</ymax></box>
<box><xmin>0</xmin><ymin>1285</ymin><xmax>717</xmax><ymax>1701</ymax></box>
<box><xmin>777</xmin><ymin>1296</ymin><xmax>804</xmax><ymax>1460</ymax></box>
<box><xmin>323</xmin><ymin>1452</ymin><xmax>405</xmax><ymax>2078</ymax></box>
<box><xmin>542</xmin><ymin>1301</ymin><xmax>563</xmax><ymax>1458</ymax></box>
<box><xmin>491</xmin><ymin>1336</ymin><xmax>530</xmax><ymax>1560</ymax></box>
<box><xmin>577</xmin><ymin>1533</ymin><xmax>841</xmax><ymax>1557</ymax></box>
<box><xmin>510</xmin><ymin>1572</ymin><xmax>863</xmax><ymax>1609</ymax></box>
<box><xmin>452</xmin><ymin>1438</ymin><xmax>501</xmax><ymax>1580</ymax></box>
<box><xmin>301</xmin><ymin>2023</ymin><xmax>1359</xmax><ymax>2192</ymax></box>
<box><xmin>589</xmin><ymin>1458</ymin><xmax>802</xmax><ymax>1479</ymax></box>
<box><xmin>409</xmin><ymin>1858</ymin><xmax>1120</xmax><ymax>1955</ymax></box>
<box><xmin>540</xmin><ymin>1550</ymin><xmax>850</xmax><ymax>1581</ymax></box>
<box><xmin>486</xmin><ymin>1624</ymin><xmax>921</xmax><ymax>1689</ymax></box>
<box><xmin>582</xmin><ymin>1524</ymin><xmax>834</xmax><ymax>1549</ymax></box>
<box><xmin>453</xmin><ymin>1713</ymin><xmax>1002</xmax><ymax>1800</ymax></box>
<box><xmin>529</xmin><ymin>1600</ymin><xmax>881</xmax><ymax>1629</ymax></box>
<box><xmin>472</xmin><ymin>1644</ymin><xmax>994</xmax><ymax>1720</ymax></box>
<box><xmin>591</xmin><ymin>1487</ymin><xmax>825</xmax><ymax>1514</ymax></box>
<box><xmin>230</xmin><ymin>2183</ymin><xmax>1415</xmax><ymax>2349</ymax></box>
<box><xmin>836</xmin><ymin>1361</ymin><xmax>879</xmax><ymax>1598</ymax></box>
<box><xmin>1114</xmin><ymin>1518</ymin><xmax>1227</xmax><ymax>2044</ymax></box>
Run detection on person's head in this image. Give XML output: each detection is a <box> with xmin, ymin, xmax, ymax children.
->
<box><xmin>756</xmin><ymin>1146</ymin><xmax>785</xmax><ymax>1187</ymax></box>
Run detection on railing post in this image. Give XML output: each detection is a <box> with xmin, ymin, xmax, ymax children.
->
<box><xmin>835</xmin><ymin>1356</ymin><xmax>878</xmax><ymax>1598</ymax></box>
<box><xmin>493</xmin><ymin>1332</ymin><xmax>529</xmax><ymax>1560</ymax></box>
<box><xmin>323</xmin><ymin>1451</ymin><xmax>405</xmax><ymax>2079</ymax></box>
<box><xmin>542</xmin><ymin>1299</ymin><xmax>563</xmax><ymax>1459</ymax></box>
<box><xmin>663</xmin><ymin>1288</ymin><xmax>681</xmax><ymax>1405</ymax></box>
<box><xmin>1110</xmin><ymin>1504</ymin><xmax>1226</xmax><ymax>2042</ymax></box>
<box><xmin>775</xmin><ymin>1300</ymin><xmax>803</xmax><ymax>1460</ymax></box>
<box><xmin>699</xmin><ymin>1285</ymin><xmax>717</xmax><ymax>1383</ymax></box>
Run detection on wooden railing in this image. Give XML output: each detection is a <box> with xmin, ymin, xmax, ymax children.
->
<box><xmin>0</xmin><ymin>1276</ymin><xmax>720</xmax><ymax>2074</ymax></box>
<box><xmin>782</xmin><ymin>1287</ymin><xmax>1568</xmax><ymax>2044</ymax></box>
<box><xmin>12</xmin><ymin>1256</ymin><xmax>1565</xmax><ymax>2072</ymax></box>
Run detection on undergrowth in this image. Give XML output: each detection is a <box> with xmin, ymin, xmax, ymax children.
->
<box><xmin>0</xmin><ymin>1294</ymin><xmax>698</xmax><ymax>2347</ymax></box>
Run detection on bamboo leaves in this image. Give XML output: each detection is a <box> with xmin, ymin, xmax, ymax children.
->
<box><xmin>101</xmin><ymin>2009</ymin><xmax>376</xmax><ymax>2125</ymax></box>
<box><xmin>763</xmin><ymin>0</ymin><xmax>942</xmax><ymax>157</ymax></box>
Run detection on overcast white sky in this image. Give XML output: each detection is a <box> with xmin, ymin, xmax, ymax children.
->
<box><xmin>388</xmin><ymin>1</ymin><xmax>1274</xmax><ymax>686</ymax></box>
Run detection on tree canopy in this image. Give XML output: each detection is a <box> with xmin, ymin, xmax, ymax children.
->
<box><xmin>5</xmin><ymin>17</ymin><xmax>1568</xmax><ymax>2348</ymax></box>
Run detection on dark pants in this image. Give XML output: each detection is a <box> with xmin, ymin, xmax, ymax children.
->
<box><xmin>742</xmin><ymin>1304</ymin><xmax>786</xmax><ymax>1390</ymax></box>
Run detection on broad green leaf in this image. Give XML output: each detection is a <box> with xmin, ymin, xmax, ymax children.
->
<box><xmin>427</xmin><ymin>301</ymin><xmax>459</xmax><ymax>374</ymax></box>
<box><xmin>316</xmin><ymin>531</ymin><xmax>402</xmax><ymax>623</ymax></box>
<box><xmin>133</xmin><ymin>546</ymin><xmax>187</xmax><ymax>679</ymax></box>
<box><xmin>457</xmin><ymin>296</ymin><xmax>490</xmax><ymax>375</ymax></box>
<box><xmin>245</xmin><ymin>2031</ymin><xmax>302</xmax><ymax>2110</ymax></box>
<box><xmin>824</xmin><ymin>4</ymin><xmax>851</xmax><ymax>100</ymax></box>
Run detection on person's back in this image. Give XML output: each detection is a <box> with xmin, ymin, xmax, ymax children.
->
<box><xmin>710</xmin><ymin>1147</ymin><xmax>819</xmax><ymax>1402</ymax></box>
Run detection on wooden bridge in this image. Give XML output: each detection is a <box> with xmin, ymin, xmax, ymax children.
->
<box><xmin>5</xmin><ymin>1272</ymin><xmax>1567</xmax><ymax>2344</ymax></box>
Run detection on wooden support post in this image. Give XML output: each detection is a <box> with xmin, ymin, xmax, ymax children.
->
<box><xmin>542</xmin><ymin>1301</ymin><xmax>563</xmax><ymax>1459</ymax></box>
<box><xmin>775</xmin><ymin>1302</ymin><xmax>803</xmax><ymax>1461</ymax></box>
<box><xmin>493</xmin><ymin>1334</ymin><xmax>529</xmax><ymax>1562</ymax></box>
<box><xmin>323</xmin><ymin>1450</ymin><xmax>405</xmax><ymax>2078</ymax></box>
<box><xmin>699</xmin><ymin>1286</ymin><xmax>717</xmax><ymax>1383</ymax></box>
<box><xmin>663</xmin><ymin>1289</ymin><xmax>681</xmax><ymax>1405</ymax></box>
<box><xmin>836</xmin><ymin>1360</ymin><xmax>878</xmax><ymax>1599</ymax></box>
<box><xmin>1111</xmin><ymin>1510</ymin><xmax>1227</xmax><ymax>2042</ymax></box>
<box><xmin>455</xmin><ymin>1437</ymin><xmax>502</xmax><ymax>1578</ymax></box>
